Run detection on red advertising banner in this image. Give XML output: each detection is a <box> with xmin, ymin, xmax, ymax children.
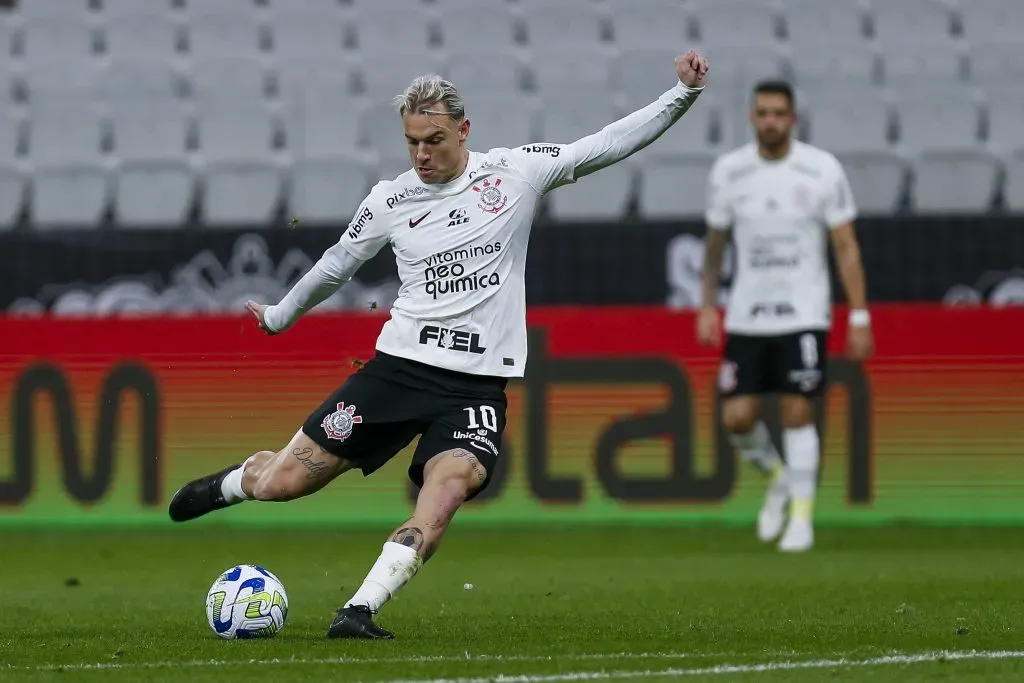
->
<box><xmin>1</xmin><ymin>305</ymin><xmax>1022</xmax><ymax>526</ymax></box>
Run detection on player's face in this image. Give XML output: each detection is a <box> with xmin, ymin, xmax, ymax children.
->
<box><xmin>750</xmin><ymin>93</ymin><xmax>795</xmax><ymax>149</ymax></box>
<box><xmin>403</xmin><ymin>109</ymin><xmax>471</xmax><ymax>184</ymax></box>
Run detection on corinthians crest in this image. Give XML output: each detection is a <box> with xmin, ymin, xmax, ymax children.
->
<box><xmin>472</xmin><ymin>178</ymin><xmax>507</xmax><ymax>214</ymax></box>
<box><xmin>321</xmin><ymin>402</ymin><xmax>363</xmax><ymax>442</ymax></box>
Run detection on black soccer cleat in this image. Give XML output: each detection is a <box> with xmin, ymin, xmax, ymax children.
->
<box><xmin>167</xmin><ymin>464</ymin><xmax>242</xmax><ymax>522</ymax></box>
<box><xmin>326</xmin><ymin>605</ymin><xmax>395</xmax><ymax>640</ymax></box>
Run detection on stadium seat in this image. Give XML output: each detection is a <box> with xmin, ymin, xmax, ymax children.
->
<box><xmin>187</xmin><ymin>56</ymin><xmax>269</xmax><ymax>102</ymax></box>
<box><xmin>276</xmin><ymin>55</ymin><xmax>356</xmax><ymax>101</ymax></box>
<box><xmin>179</xmin><ymin>0</ymin><xmax>261</xmax><ymax>16</ymax></box>
<box><xmin>110</xmin><ymin>100</ymin><xmax>194</xmax><ymax>227</ymax></box>
<box><xmin>607</xmin><ymin>0</ymin><xmax>687</xmax><ymax>49</ymax></box>
<box><xmin>1002</xmin><ymin>149</ymin><xmax>1024</xmax><ymax>213</ymax></box>
<box><xmin>444</xmin><ymin>49</ymin><xmax>525</xmax><ymax>102</ymax></box>
<box><xmin>688</xmin><ymin>0</ymin><xmax>781</xmax><ymax>48</ymax></box>
<box><xmin>269</xmin><ymin>15</ymin><xmax>346</xmax><ymax>59</ymax></box>
<box><xmin>791</xmin><ymin>46</ymin><xmax>877</xmax><ymax>96</ymax></box>
<box><xmin>540</xmin><ymin>94</ymin><xmax>619</xmax><ymax>149</ymax></box>
<box><xmin>880</xmin><ymin>39</ymin><xmax>965</xmax><ymax>88</ymax></box>
<box><xmin>269</xmin><ymin>0</ymin><xmax>344</xmax><ymax>18</ymax></box>
<box><xmin>782</xmin><ymin>0</ymin><xmax>868</xmax><ymax>49</ymax></box>
<box><xmin>696</xmin><ymin>45</ymin><xmax>789</xmax><ymax>98</ymax></box>
<box><xmin>911</xmin><ymin>148</ymin><xmax>1000</xmax><ymax>214</ymax></box>
<box><xmin>520</xmin><ymin>2</ymin><xmax>604</xmax><ymax>51</ymax></box>
<box><xmin>986</xmin><ymin>91</ymin><xmax>1024</xmax><ymax>155</ymax></box>
<box><xmin>13</xmin><ymin>0</ymin><xmax>91</xmax><ymax>20</ymax></box>
<box><xmin>95</xmin><ymin>59</ymin><xmax>181</xmax><ymax>103</ymax></box>
<box><xmin>463</xmin><ymin>95</ymin><xmax>536</xmax><ymax>153</ymax></box>
<box><xmin>614</xmin><ymin>48</ymin><xmax>691</xmax><ymax>105</ymax></box>
<box><xmin>968</xmin><ymin>42</ymin><xmax>1024</xmax><ymax>93</ymax></box>
<box><xmin>869</xmin><ymin>0</ymin><xmax>955</xmax><ymax>48</ymax></box>
<box><xmin>21</xmin><ymin>62</ymin><xmax>100</xmax><ymax>107</ymax></box>
<box><xmin>21</xmin><ymin>17</ymin><xmax>97</xmax><ymax>66</ymax></box>
<box><xmin>284</xmin><ymin>91</ymin><xmax>361</xmax><ymax>160</ymax></box>
<box><xmin>834</xmin><ymin>150</ymin><xmax>907</xmax><ymax>215</ymax></box>
<box><xmin>197</xmin><ymin>98</ymin><xmax>283</xmax><ymax>227</ymax></box>
<box><xmin>28</xmin><ymin>101</ymin><xmax>111</xmax><ymax>229</ymax></box>
<box><xmin>0</xmin><ymin>107</ymin><xmax>26</xmax><ymax>229</ymax></box>
<box><xmin>185</xmin><ymin>14</ymin><xmax>264</xmax><ymax>59</ymax></box>
<box><xmin>356</xmin><ymin>51</ymin><xmax>446</xmax><ymax>100</ymax></box>
<box><xmin>807</xmin><ymin>92</ymin><xmax>891</xmax><ymax>154</ymax></box>
<box><xmin>548</xmin><ymin>164</ymin><xmax>633</xmax><ymax>221</ymax></box>
<box><xmin>530</xmin><ymin>46</ymin><xmax>612</xmax><ymax>95</ymax></box>
<box><xmin>895</xmin><ymin>91</ymin><xmax>982</xmax><ymax>155</ymax></box>
<box><xmin>98</xmin><ymin>0</ymin><xmax>176</xmax><ymax>19</ymax></box>
<box><xmin>348</xmin><ymin>7</ymin><xmax>434</xmax><ymax>57</ymax></box>
<box><xmin>289</xmin><ymin>156</ymin><xmax>371</xmax><ymax>223</ymax></box>
<box><xmin>359</xmin><ymin>101</ymin><xmax>407</xmax><ymax>161</ymax></box>
<box><xmin>637</xmin><ymin>154</ymin><xmax>715</xmax><ymax>219</ymax></box>
<box><xmin>959</xmin><ymin>0</ymin><xmax>1024</xmax><ymax>43</ymax></box>
<box><xmin>103</xmin><ymin>14</ymin><xmax>181</xmax><ymax>61</ymax></box>
<box><xmin>437</xmin><ymin>6</ymin><xmax>519</xmax><ymax>51</ymax></box>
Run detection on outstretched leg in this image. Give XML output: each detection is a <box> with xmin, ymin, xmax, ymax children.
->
<box><xmin>327</xmin><ymin>448</ymin><xmax>485</xmax><ymax>639</ymax></box>
<box><xmin>168</xmin><ymin>429</ymin><xmax>354</xmax><ymax>522</ymax></box>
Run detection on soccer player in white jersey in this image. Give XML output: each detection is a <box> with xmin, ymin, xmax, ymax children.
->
<box><xmin>697</xmin><ymin>80</ymin><xmax>874</xmax><ymax>553</ymax></box>
<box><xmin>168</xmin><ymin>50</ymin><xmax>710</xmax><ymax>638</ymax></box>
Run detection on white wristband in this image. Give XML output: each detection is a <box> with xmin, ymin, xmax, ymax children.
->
<box><xmin>848</xmin><ymin>309</ymin><xmax>871</xmax><ymax>327</ymax></box>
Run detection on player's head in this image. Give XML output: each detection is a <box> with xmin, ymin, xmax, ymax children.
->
<box><xmin>750</xmin><ymin>80</ymin><xmax>796</xmax><ymax>152</ymax></box>
<box><xmin>395</xmin><ymin>74</ymin><xmax>471</xmax><ymax>184</ymax></box>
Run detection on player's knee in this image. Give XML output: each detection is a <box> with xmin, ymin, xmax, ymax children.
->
<box><xmin>425</xmin><ymin>450</ymin><xmax>488</xmax><ymax>499</ymax></box>
<box><xmin>722</xmin><ymin>402</ymin><xmax>758</xmax><ymax>434</ymax></box>
<box><xmin>251</xmin><ymin>456</ymin><xmax>307</xmax><ymax>502</ymax></box>
<box><xmin>780</xmin><ymin>397</ymin><xmax>814</xmax><ymax>428</ymax></box>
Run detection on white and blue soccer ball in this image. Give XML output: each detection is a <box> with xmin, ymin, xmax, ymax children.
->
<box><xmin>205</xmin><ymin>565</ymin><xmax>289</xmax><ymax>639</ymax></box>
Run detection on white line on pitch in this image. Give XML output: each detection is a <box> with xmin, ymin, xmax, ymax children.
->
<box><xmin>391</xmin><ymin>650</ymin><xmax>1024</xmax><ymax>683</ymax></box>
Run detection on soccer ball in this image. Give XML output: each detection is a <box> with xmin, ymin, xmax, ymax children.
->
<box><xmin>205</xmin><ymin>565</ymin><xmax>289</xmax><ymax>639</ymax></box>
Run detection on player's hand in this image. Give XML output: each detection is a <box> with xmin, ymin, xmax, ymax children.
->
<box><xmin>696</xmin><ymin>307</ymin><xmax>722</xmax><ymax>347</ymax></box>
<box><xmin>847</xmin><ymin>324</ymin><xmax>874</xmax><ymax>361</ymax></box>
<box><xmin>245</xmin><ymin>300</ymin><xmax>278</xmax><ymax>336</ymax></box>
<box><xmin>675</xmin><ymin>50</ymin><xmax>709</xmax><ymax>89</ymax></box>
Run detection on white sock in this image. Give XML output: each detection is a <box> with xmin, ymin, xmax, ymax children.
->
<box><xmin>728</xmin><ymin>421</ymin><xmax>783</xmax><ymax>475</ymax></box>
<box><xmin>220</xmin><ymin>455</ymin><xmax>254</xmax><ymax>504</ymax></box>
<box><xmin>345</xmin><ymin>542</ymin><xmax>423</xmax><ymax>613</ymax></box>
<box><xmin>784</xmin><ymin>425</ymin><xmax>820</xmax><ymax>519</ymax></box>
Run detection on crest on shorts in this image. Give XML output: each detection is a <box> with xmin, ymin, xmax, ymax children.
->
<box><xmin>321</xmin><ymin>402</ymin><xmax>363</xmax><ymax>442</ymax></box>
<box><xmin>472</xmin><ymin>178</ymin><xmax>507</xmax><ymax>214</ymax></box>
<box><xmin>718</xmin><ymin>361</ymin><xmax>738</xmax><ymax>393</ymax></box>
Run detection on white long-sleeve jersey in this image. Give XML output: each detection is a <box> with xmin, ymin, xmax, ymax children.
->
<box><xmin>265</xmin><ymin>81</ymin><xmax>704</xmax><ymax>377</ymax></box>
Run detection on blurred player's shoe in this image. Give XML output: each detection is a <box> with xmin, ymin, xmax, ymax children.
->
<box><xmin>326</xmin><ymin>605</ymin><xmax>395</xmax><ymax>639</ymax></box>
<box><xmin>778</xmin><ymin>500</ymin><xmax>814</xmax><ymax>552</ymax></box>
<box><xmin>168</xmin><ymin>464</ymin><xmax>241</xmax><ymax>522</ymax></box>
<box><xmin>757</xmin><ymin>466</ymin><xmax>789</xmax><ymax>542</ymax></box>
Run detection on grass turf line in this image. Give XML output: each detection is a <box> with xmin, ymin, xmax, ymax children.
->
<box><xmin>0</xmin><ymin>527</ymin><xmax>1021</xmax><ymax>682</ymax></box>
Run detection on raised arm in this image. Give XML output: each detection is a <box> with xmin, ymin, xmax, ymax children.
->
<box><xmin>571</xmin><ymin>51</ymin><xmax>708</xmax><ymax>179</ymax></box>
<box><xmin>512</xmin><ymin>50</ymin><xmax>709</xmax><ymax>194</ymax></box>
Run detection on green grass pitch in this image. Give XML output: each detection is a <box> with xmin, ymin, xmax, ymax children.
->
<box><xmin>1</xmin><ymin>526</ymin><xmax>1022</xmax><ymax>682</ymax></box>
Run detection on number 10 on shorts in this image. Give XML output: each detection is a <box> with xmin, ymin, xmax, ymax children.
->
<box><xmin>464</xmin><ymin>406</ymin><xmax>498</xmax><ymax>433</ymax></box>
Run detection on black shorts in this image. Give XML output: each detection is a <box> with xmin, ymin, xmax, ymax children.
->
<box><xmin>301</xmin><ymin>352</ymin><xmax>507</xmax><ymax>500</ymax></box>
<box><xmin>718</xmin><ymin>330</ymin><xmax>828</xmax><ymax>397</ymax></box>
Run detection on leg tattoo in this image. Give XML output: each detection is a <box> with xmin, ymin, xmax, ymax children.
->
<box><xmin>292</xmin><ymin>447</ymin><xmax>332</xmax><ymax>481</ymax></box>
<box><xmin>390</xmin><ymin>526</ymin><xmax>426</xmax><ymax>552</ymax></box>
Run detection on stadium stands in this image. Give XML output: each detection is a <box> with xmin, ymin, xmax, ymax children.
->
<box><xmin>0</xmin><ymin>0</ymin><xmax>1022</xmax><ymax>227</ymax></box>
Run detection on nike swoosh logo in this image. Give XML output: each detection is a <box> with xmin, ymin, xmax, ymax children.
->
<box><xmin>409</xmin><ymin>212</ymin><xmax>430</xmax><ymax>228</ymax></box>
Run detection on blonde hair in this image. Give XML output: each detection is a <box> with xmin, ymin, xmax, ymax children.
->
<box><xmin>394</xmin><ymin>74</ymin><xmax>466</xmax><ymax>121</ymax></box>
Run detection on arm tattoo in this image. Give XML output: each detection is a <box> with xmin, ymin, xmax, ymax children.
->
<box><xmin>451</xmin><ymin>449</ymin><xmax>487</xmax><ymax>484</ymax></box>
<box><xmin>293</xmin><ymin>447</ymin><xmax>331</xmax><ymax>480</ymax></box>
<box><xmin>391</xmin><ymin>526</ymin><xmax>426</xmax><ymax>552</ymax></box>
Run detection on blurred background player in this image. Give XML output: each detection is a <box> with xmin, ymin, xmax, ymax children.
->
<box><xmin>697</xmin><ymin>80</ymin><xmax>874</xmax><ymax>553</ymax></box>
